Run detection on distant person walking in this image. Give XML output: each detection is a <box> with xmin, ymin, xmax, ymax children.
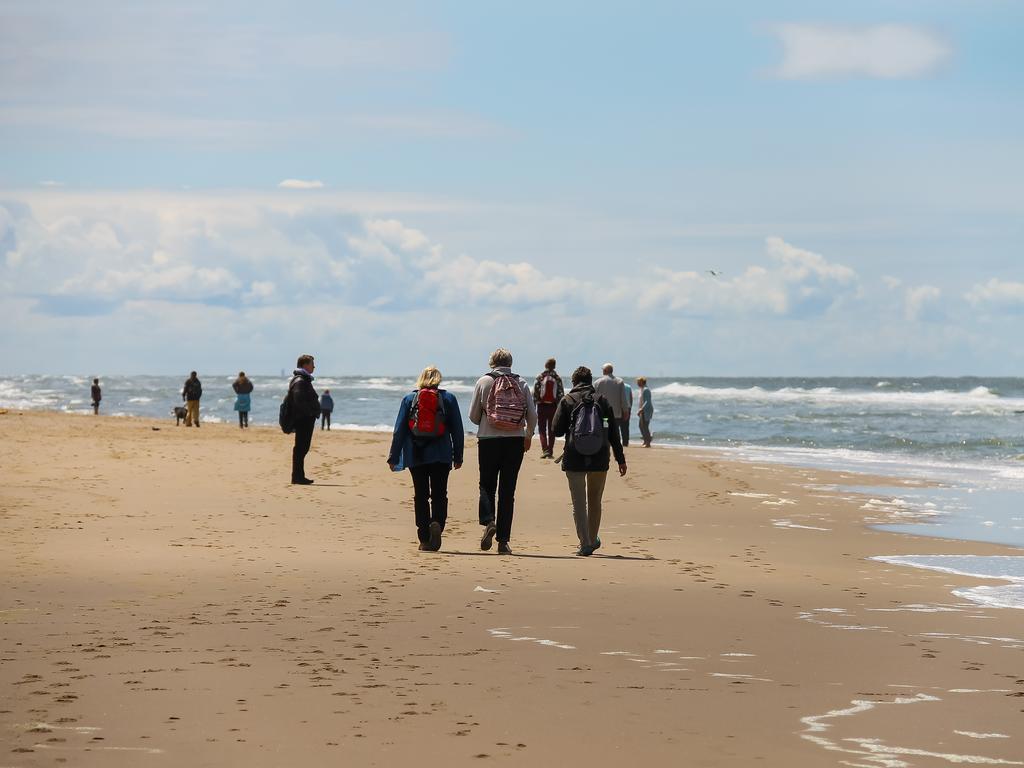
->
<box><xmin>287</xmin><ymin>355</ymin><xmax>320</xmax><ymax>484</ymax></box>
<box><xmin>320</xmin><ymin>390</ymin><xmax>334</xmax><ymax>431</ymax></box>
<box><xmin>233</xmin><ymin>372</ymin><xmax>253</xmax><ymax>429</ymax></box>
<box><xmin>594</xmin><ymin>363</ymin><xmax>629</xmax><ymax>447</ymax></box>
<box><xmin>90</xmin><ymin>378</ymin><xmax>101</xmax><ymax>415</ymax></box>
<box><xmin>553</xmin><ymin>366</ymin><xmax>627</xmax><ymax>556</ymax></box>
<box><xmin>182</xmin><ymin>371</ymin><xmax>202</xmax><ymax>427</ymax></box>
<box><xmin>533</xmin><ymin>358</ymin><xmax>564</xmax><ymax>459</ymax></box>
<box><xmin>636</xmin><ymin>377</ymin><xmax>654</xmax><ymax>447</ymax></box>
<box><xmin>387</xmin><ymin>366</ymin><xmax>465</xmax><ymax>551</ymax></box>
<box><xmin>469</xmin><ymin>348</ymin><xmax>537</xmax><ymax>555</ymax></box>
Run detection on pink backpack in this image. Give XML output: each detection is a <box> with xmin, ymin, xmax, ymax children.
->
<box><xmin>485</xmin><ymin>373</ymin><xmax>528</xmax><ymax>430</ymax></box>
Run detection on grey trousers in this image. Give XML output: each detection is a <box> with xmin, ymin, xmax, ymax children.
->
<box><xmin>639</xmin><ymin>414</ymin><xmax>652</xmax><ymax>446</ymax></box>
<box><xmin>566</xmin><ymin>471</ymin><xmax>608</xmax><ymax>548</ymax></box>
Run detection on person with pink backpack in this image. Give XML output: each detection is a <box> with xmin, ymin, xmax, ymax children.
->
<box><xmin>468</xmin><ymin>348</ymin><xmax>538</xmax><ymax>555</ymax></box>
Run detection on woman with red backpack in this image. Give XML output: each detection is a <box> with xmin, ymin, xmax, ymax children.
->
<box><xmin>387</xmin><ymin>366</ymin><xmax>465</xmax><ymax>552</ymax></box>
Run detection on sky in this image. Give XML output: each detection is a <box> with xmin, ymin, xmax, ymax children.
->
<box><xmin>1</xmin><ymin>0</ymin><xmax>1022</xmax><ymax>377</ymax></box>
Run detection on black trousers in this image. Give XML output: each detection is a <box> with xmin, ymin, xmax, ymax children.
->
<box><xmin>477</xmin><ymin>437</ymin><xmax>525</xmax><ymax>543</ymax></box>
<box><xmin>619</xmin><ymin>416</ymin><xmax>630</xmax><ymax>447</ymax></box>
<box><xmin>321</xmin><ymin>410</ymin><xmax>331</xmax><ymax>430</ymax></box>
<box><xmin>292</xmin><ymin>420</ymin><xmax>315</xmax><ymax>481</ymax></box>
<box><xmin>238</xmin><ymin>411</ymin><xmax>248</xmax><ymax>428</ymax></box>
<box><xmin>409</xmin><ymin>462</ymin><xmax>451</xmax><ymax>543</ymax></box>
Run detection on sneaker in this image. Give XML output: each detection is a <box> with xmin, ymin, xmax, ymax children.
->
<box><xmin>480</xmin><ymin>522</ymin><xmax>497</xmax><ymax>551</ymax></box>
<box><xmin>428</xmin><ymin>521</ymin><xmax>442</xmax><ymax>552</ymax></box>
<box><xmin>590</xmin><ymin>536</ymin><xmax>601</xmax><ymax>553</ymax></box>
<box><xmin>418</xmin><ymin>542</ymin><xmax>430</xmax><ymax>551</ymax></box>
<box><xmin>291</xmin><ymin>477</ymin><xmax>314</xmax><ymax>485</ymax></box>
<box><xmin>497</xmin><ymin>541</ymin><xmax>512</xmax><ymax>555</ymax></box>
<box><xmin>575</xmin><ymin>545</ymin><xmax>593</xmax><ymax>556</ymax></box>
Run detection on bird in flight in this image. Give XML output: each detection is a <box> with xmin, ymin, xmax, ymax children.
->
<box><xmin>707</xmin><ymin>270</ymin><xmax>722</xmax><ymax>278</ymax></box>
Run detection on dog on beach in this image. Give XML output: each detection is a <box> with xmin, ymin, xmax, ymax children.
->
<box><xmin>173</xmin><ymin>406</ymin><xmax>187</xmax><ymax>426</ymax></box>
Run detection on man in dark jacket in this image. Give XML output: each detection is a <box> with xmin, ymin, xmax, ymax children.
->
<box><xmin>533</xmin><ymin>357</ymin><xmax>564</xmax><ymax>459</ymax></box>
<box><xmin>182</xmin><ymin>371</ymin><xmax>202</xmax><ymax>427</ymax></box>
<box><xmin>91</xmin><ymin>378</ymin><xmax>101</xmax><ymax>415</ymax></box>
<box><xmin>288</xmin><ymin>354</ymin><xmax>320</xmax><ymax>484</ymax></box>
<box><xmin>553</xmin><ymin>366</ymin><xmax>626</xmax><ymax>556</ymax></box>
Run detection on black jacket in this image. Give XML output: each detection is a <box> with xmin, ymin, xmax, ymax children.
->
<box><xmin>183</xmin><ymin>377</ymin><xmax>202</xmax><ymax>401</ymax></box>
<box><xmin>289</xmin><ymin>370</ymin><xmax>320</xmax><ymax>424</ymax></box>
<box><xmin>553</xmin><ymin>384</ymin><xmax>626</xmax><ymax>472</ymax></box>
<box><xmin>233</xmin><ymin>379</ymin><xmax>254</xmax><ymax>394</ymax></box>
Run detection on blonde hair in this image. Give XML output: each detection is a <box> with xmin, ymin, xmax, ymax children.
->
<box><xmin>416</xmin><ymin>366</ymin><xmax>443</xmax><ymax>389</ymax></box>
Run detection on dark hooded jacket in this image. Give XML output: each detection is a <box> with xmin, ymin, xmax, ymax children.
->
<box><xmin>552</xmin><ymin>383</ymin><xmax>626</xmax><ymax>472</ymax></box>
<box><xmin>288</xmin><ymin>369</ymin><xmax>320</xmax><ymax>424</ymax></box>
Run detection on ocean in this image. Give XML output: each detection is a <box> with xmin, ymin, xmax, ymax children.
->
<box><xmin>3</xmin><ymin>374</ymin><xmax>1022</xmax><ymax>608</ymax></box>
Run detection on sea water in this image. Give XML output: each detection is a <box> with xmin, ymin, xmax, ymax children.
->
<box><xmin>3</xmin><ymin>374</ymin><xmax>1022</xmax><ymax>606</ymax></box>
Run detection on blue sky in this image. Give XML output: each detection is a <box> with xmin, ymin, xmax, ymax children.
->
<box><xmin>1</xmin><ymin>0</ymin><xmax>1022</xmax><ymax>376</ymax></box>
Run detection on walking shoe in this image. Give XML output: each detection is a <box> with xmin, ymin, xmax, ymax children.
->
<box><xmin>418</xmin><ymin>542</ymin><xmax>430</xmax><ymax>551</ymax></box>
<box><xmin>497</xmin><ymin>541</ymin><xmax>512</xmax><ymax>555</ymax></box>
<box><xmin>428</xmin><ymin>521</ymin><xmax>442</xmax><ymax>552</ymax></box>
<box><xmin>291</xmin><ymin>477</ymin><xmax>314</xmax><ymax>485</ymax></box>
<box><xmin>575</xmin><ymin>545</ymin><xmax>593</xmax><ymax>556</ymax></box>
<box><xmin>480</xmin><ymin>522</ymin><xmax>497</xmax><ymax>551</ymax></box>
<box><xmin>590</xmin><ymin>536</ymin><xmax>601</xmax><ymax>553</ymax></box>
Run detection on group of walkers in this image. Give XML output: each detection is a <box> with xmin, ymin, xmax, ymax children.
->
<box><xmin>374</xmin><ymin>348</ymin><xmax>653</xmax><ymax>556</ymax></box>
<box><xmin>92</xmin><ymin>351</ymin><xmax>656</xmax><ymax>556</ymax></box>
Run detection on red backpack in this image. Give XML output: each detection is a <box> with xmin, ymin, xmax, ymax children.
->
<box><xmin>408</xmin><ymin>388</ymin><xmax>447</xmax><ymax>438</ymax></box>
<box><xmin>539</xmin><ymin>371</ymin><xmax>558</xmax><ymax>403</ymax></box>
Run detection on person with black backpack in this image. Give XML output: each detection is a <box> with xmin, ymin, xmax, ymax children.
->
<box><xmin>533</xmin><ymin>358</ymin><xmax>564</xmax><ymax>459</ymax></box>
<box><xmin>387</xmin><ymin>366</ymin><xmax>465</xmax><ymax>552</ymax></box>
<box><xmin>553</xmin><ymin>366</ymin><xmax>627</xmax><ymax>556</ymax></box>
<box><xmin>283</xmin><ymin>354</ymin><xmax>320</xmax><ymax>485</ymax></box>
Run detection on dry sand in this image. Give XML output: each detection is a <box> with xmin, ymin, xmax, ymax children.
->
<box><xmin>1</xmin><ymin>411</ymin><xmax>1022</xmax><ymax>767</ymax></box>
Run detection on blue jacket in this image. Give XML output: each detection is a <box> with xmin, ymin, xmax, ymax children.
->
<box><xmin>387</xmin><ymin>389</ymin><xmax>465</xmax><ymax>470</ymax></box>
<box><xmin>233</xmin><ymin>392</ymin><xmax>251</xmax><ymax>412</ymax></box>
<box><xmin>320</xmin><ymin>393</ymin><xmax>334</xmax><ymax>413</ymax></box>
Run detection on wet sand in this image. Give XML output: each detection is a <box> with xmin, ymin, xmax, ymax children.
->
<box><xmin>1</xmin><ymin>411</ymin><xmax>1022</xmax><ymax>766</ymax></box>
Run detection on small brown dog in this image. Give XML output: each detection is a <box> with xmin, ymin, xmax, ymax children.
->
<box><xmin>173</xmin><ymin>406</ymin><xmax>187</xmax><ymax>426</ymax></box>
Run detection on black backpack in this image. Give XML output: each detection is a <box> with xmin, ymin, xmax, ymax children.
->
<box><xmin>279</xmin><ymin>377</ymin><xmax>299</xmax><ymax>434</ymax></box>
<box><xmin>569</xmin><ymin>394</ymin><xmax>606</xmax><ymax>456</ymax></box>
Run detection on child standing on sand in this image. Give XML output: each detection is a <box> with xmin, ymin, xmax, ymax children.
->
<box><xmin>387</xmin><ymin>367</ymin><xmax>465</xmax><ymax>552</ymax></box>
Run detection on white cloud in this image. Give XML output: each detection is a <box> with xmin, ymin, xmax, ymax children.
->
<box><xmin>278</xmin><ymin>179</ymin><xmax>325</xmax><ymax>190</ymax></box>
<box><xmin>904</xmin><ymin>284</ymin><xmax>941</xmax><ymax>321</ymax></box>
<box><xmin>882</xmin><ymin>275</ymin><xmax>902</xmax><ymax>290</ymax></box>
<box><xmin>770</xmin><ymin>24</ymin><xmax>951</xmax><ymax>80</ymax></box>
<box><xmin>966</xmin><ymin>279</ymin><xmax>1024</xmax><ymax>309</ymax></box>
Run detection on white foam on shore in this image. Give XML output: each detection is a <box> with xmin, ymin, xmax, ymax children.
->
<box><xmin>872</xmin><ymin>555</ymin><xmax>1024</xmax><ymax>610</ymax></box>
<box><xmin>488</xmin><ymin>628</ymin><xmax>575</xmax><ymax>650</ymax></box>
<box><xmin>800</xmin><ymin>693</ymin><xmax>1023</xmax><ymax>767</ymax></box>
<box><xmin>956</xmin><ymin>731</ymin><xmax>1011</xmax><ymax>740</ymax></box>
<box><xmin>773</xmin><ymin>519</ymin><xmax>831</xmax><ymax>531</ymax></box>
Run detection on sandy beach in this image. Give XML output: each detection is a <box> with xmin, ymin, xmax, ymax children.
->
<box><xmin>1</xmin><ymin>410</ymin><xmax>1022</xmax><ymax>767</ymax></box>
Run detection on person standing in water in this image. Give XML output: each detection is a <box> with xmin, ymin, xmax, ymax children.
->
<box><xmin>233</xmin><ymin>372</ymin><xmax>253</xmax><ymax>429</ymax></box>
<box><xmin>636</xmin><ymin>376</ymin><xmax>654</xmax><ymax>447</ymax></box>
<box><xmin>90</xmin><ymin>378</ymin><xmax>101</xmax><ymax>415</ymax></box>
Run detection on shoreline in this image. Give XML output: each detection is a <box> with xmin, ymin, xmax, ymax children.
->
<box><xmin>3</xmin><ymin>410</ymin><xmax>1023</xmax><ymax>765</ymax></box>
